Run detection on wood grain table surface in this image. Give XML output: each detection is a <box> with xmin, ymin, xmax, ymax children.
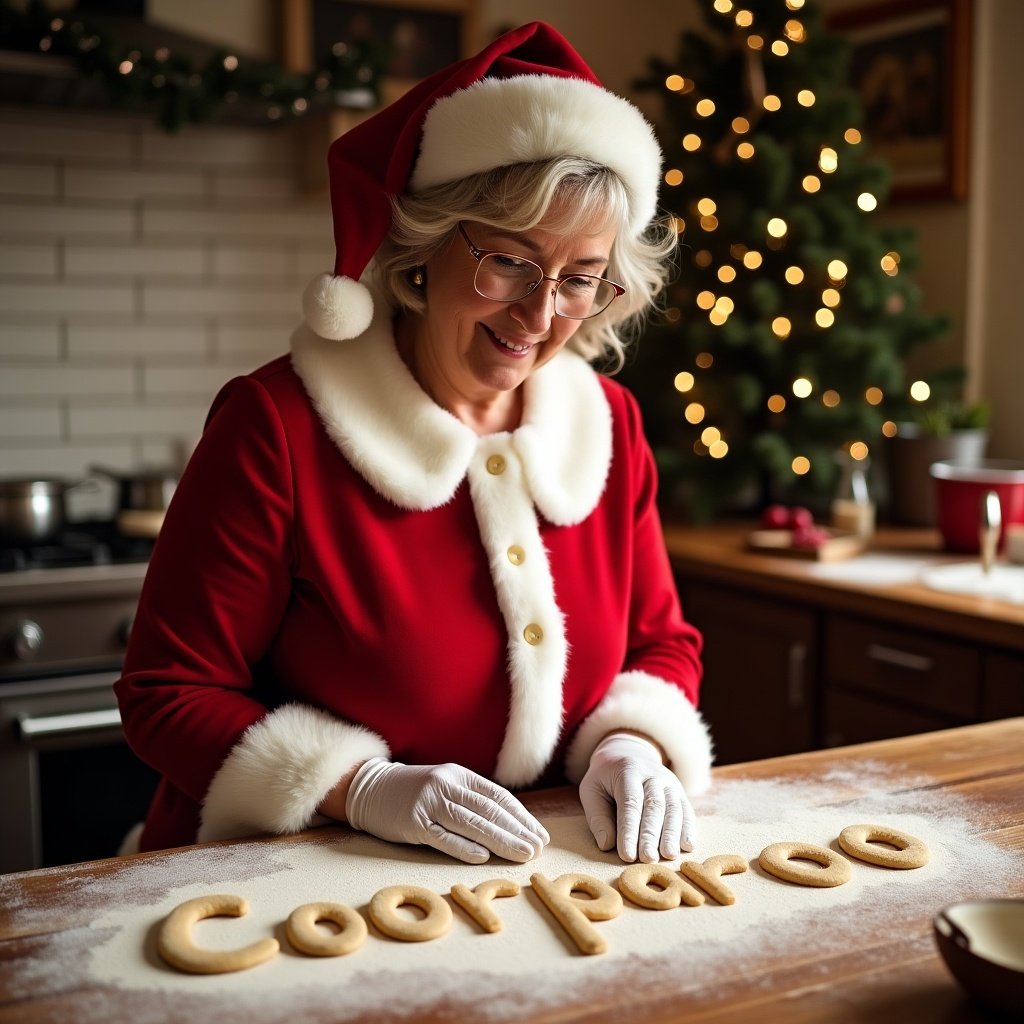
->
<box><xmin>2</xmin><ymin>718</ymin><xmax>1022</xmax><ymax>1023</ymax></box>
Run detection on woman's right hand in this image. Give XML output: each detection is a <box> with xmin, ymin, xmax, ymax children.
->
<box><xmin>343</xmin><ymin>758</ymin><xmax>549</xmax><ymax>864</ymax></box>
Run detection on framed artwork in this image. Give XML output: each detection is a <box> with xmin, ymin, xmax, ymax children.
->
<box><xmin>829</xmin><ymin>0</ymin><xmax>971</xmax><ymax>202</ymax></box>
<box><xmin>282</xmin><ymin>0</ymin><xmax>477</xmax><ymax>85</ymax></box>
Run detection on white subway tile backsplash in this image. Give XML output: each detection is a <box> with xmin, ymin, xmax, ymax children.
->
<box><xmin>0</xmin><ymin>113</ymin><xmax>136</xmax><ymax>162</ymax></box>
<box><xmin>211</xmin><ymin>246</ymin><xmax>292</xmax><ymax>279</ymax></box>
<box><xmin>0</xmin><ymin>161</ymin><xmax>59</xmax><ymax>198</ymax></box>
<box><xmin>142</xmin><ymin>203</ymin><xmax>329</xmax><ymax>243</ymax></box>
<box><xmin>0</xmin><ymin>201</ymin><xmax>135</xmax><ymax>239</ymax></box>
<box><xmin>0</xmin><ymin>444</ymin><xmax>134</xmax><ymax>490</ymax></box>
<box><xmin>0</xmin><ymin>364</ymin><xmax>135</xmax><ymax>398</ymax></box>
<box><xmin>216</xmin><ymin>323</ymin><xmax>293</xmax><ymax>356</ymax></box>
<box><xmin>141</xmin><ymin>124</ymin><xmax>292</xmax><ymax>169</ymax></box>
<box><xmin>67</xmin><ymin>322</ymin><xmax>209</xmax><ymax>358</ymax></box>
<box><xmin>295</xmin><ymin>244</ymin><xmax>335</xmax><ymax>279</ymax></box>
<box><xmin>213</xmin><ymin>173</ymin><xmax>296</xmax><ymax>201</ymax></box>
<box><xmin>0</xmin><ymin>282</ymin><xmax>134</xmax><ymax>315</ymax></box>
<box><xmin>65</xmin><ymin>166</ymin><xmax>205</xmax><ymax>202</ymax></box>
<box><xmin>142</xmin><ymin>283</ymin><xmax>295</xmax><ymax>317</ymax></box>
<box><xmin>0</xmin><ymin>403</ymin><xmax>61</xmax><ymax>440</ymax></box>
<box><xmin>143</xmin><ymin>362</ymin><xmax>255</xmax><ymax>400</ymax></box>
<box><xmin>0</xmin><ymin>323</ymin><xmax>61</xmax><ymax>358</ymax></box>
<box><xmin>0</xmin><ymin>242</ymin><xmax>58</xmax><ymax>277</ymax></box>
<box><xmin>65</xmin><ymin>243</ymin><xmax>205</xmax><ymax>277</ymax></box>
<box><xmin>1</xmin><ymin>108</ymin><xmax>320</xmax><ymax>474</ymax></box>
<box><xmin>69</xmin><ymin>401</ymin><xmax>211</xmax><ymax>437</ymax></box>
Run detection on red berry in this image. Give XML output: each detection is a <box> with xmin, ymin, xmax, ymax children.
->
<box><xmin>760</xmin><ymin>504</ymin><xmax>791</xmax><ymax>529</ymax></box>
<box><xmin>787</xmin><ymin>506</ymin><xmax>814</xmax><ymax>530</ymax></box>
<box><xmin>791</xmin><ymin>525</ymin><xmax>829</xmax><ymax>549</ymax></box>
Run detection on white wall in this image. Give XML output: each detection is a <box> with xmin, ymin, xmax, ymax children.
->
<box><xmin>966</xmin><ymin>0</ymin><xmax>1024</xmax><ymax>458</ymax></box>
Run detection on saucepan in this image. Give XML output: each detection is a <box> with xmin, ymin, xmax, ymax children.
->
<box><xmin>90</xmin><ymin>465</ymin><xmax>179</xmax><ymax>513</ymax></box>
<box><xmin>0</xmin><ymin>477</ymin><xmax>90</xmax><ymax>543</ymax></box>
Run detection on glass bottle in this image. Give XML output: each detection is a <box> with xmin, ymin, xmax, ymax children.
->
<box><xmin>832</xmin><ymin>451</ymin><xmax>876</xmax><ymax>539</ymax></box>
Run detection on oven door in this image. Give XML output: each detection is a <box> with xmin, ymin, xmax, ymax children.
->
<box><xmin>0</xmin><ymin>671</ymin><xmax>159</xmax><ymax>873</ymax></box>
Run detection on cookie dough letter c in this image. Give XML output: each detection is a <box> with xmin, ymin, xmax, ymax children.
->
<box><xmin>157</xmin><ymin>894</ymin><xmax>279</xmax><ymax>975</ymax></box>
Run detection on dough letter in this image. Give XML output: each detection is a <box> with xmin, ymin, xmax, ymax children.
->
<box><xmin>286</xmin><ymin>901</ymin><xmax>367</xmax><ymax>956</ymax></box>
<box><xmin>368</xmin><ymin>885</ymin><xmax>452</xmax><ymax>942</ymax></box>
<box><xmin>450</xmin><ymin>879</ymin><xmax>520</xmax><ymax>933</ymax></box>
<box><xmin>157</xmin><ymin>894</ymin><xmax>279</xmax><ymax>975</ymax></box>
<box><xmin>759</xmin><ymin>842</ymin><xmax>852</xmax><ymax>887</ymax></box>
<box><xmin>678</xmin><ymin>854</ymin><xmax>747</xmax><ymax>905</ymax></box>
<box><xmin>617</xmin><ymin>863</ymin><xmax>704</xmax><ymax>909</ymax></box>
<box><xmin>530</xmin><ymin>872</ymin><xmax>622</xmax><ymax>955</ymax></box>
<box><xmin>838</xmin><ymin>824</ymin><xmax>929</xmax><ymax>869</ymax></box>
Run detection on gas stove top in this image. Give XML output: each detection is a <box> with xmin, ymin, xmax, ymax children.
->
<box><xmin>0</xmin><ymin>521</ymin><xmax>155</xmax><ymax>573</ymax></box>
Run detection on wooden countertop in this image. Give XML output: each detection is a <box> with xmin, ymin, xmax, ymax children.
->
<box><xmin>2</xmin><ymin>718</ymin><xmax>1022</xmax><ymax>1024</ymax></box>
<box><xmin>664</xmin><ymin>521</ymin><xmax>1024</xmax><ymax>651</ymax></box>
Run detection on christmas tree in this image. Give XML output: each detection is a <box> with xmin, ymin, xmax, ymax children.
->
<box><xmin>624</xmin><ymin>0</ymin><xmax>954</xmax><ymax>521</ymax></box>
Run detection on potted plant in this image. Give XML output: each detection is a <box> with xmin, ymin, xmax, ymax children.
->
<box><xmin>884</xmin><ymin>400</ymin><xmax>990</xmax><ymax>526</ymax></box>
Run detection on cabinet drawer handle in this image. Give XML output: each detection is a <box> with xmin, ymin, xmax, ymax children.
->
<box><xmin>16</xmin><ymin>708</ymin><xmax>123</xmax><ymax>741</ymax></box>
<box><xmin>788</xmin><ymin>642</ymin><xmax>808</xmax><ymax>708</ymax></box>
<box><xmin>867</xmin><ymin>643</ymin><xmax>933</xmax><ymax>673</ymax></box>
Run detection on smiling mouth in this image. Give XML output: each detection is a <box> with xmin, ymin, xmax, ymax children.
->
<box><xmin>482</xmin><ymin>324</ymin><xmax>534</xmax><ymax>355</ymax></box>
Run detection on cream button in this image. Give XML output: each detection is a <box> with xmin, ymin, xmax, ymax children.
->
<box><xmin>486</xmin><ymin>454</ymin><xmax>506</xmax><ymax>475</ymax></box>
<box><xmin>507</xmin><ymin>545</ymin><xmax>525</xmax><ymax>565</ymax></box>
<box><xmin>523</xmin><ymin>623</ymin><xmax>544</xmax><ymax>646</ymax></box>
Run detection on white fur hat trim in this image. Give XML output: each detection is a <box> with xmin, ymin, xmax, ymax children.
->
<box><xmin>410</xmin><ymin>75</ymin><xmax>662</xmax><ymax>234</ymax></box>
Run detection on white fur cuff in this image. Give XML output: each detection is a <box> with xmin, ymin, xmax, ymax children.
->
<box><xmin>197</xmin><ymin>704</ymin><xmax>390</xmax><ymax>843</ymax></box>
<box><xmin>564</xmin><ymin>671</ymin><xmax>713</xmax><ymax>795</ymax></box>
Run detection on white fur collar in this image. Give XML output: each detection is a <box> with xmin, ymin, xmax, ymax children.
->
<box><xmin>289</xmin><ymin>319</ymin><xmax>612</xmax><ymax>524</ymax></box>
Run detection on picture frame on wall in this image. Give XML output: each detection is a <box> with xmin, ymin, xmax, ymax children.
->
<box><xmin>829</xmin><ymin>0</ymin><xmax>971</xmax><ymax>202</ymax></box>
<box><xmin>282</xmin><ymin>0</ymin><xmax>477</xmax><ymax>87</ymax></box>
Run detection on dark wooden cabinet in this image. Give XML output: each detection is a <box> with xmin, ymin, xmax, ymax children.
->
<box><xmin>678</xmin><ymin>581</ymin><xmax>816</xmax><ymax>764</ymax></box>
<box><xmin>666</xmin><ymin>523</ymin><xmax>1024</xmax><ymax>763</ymax></box>
<box><xmin>982</xmin><ymin>651</ymin><xmax>1024</xmax><ymax>719</ymax></box>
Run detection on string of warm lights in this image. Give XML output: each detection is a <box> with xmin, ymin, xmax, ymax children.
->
<box><xmin>637</xmin><ymin>0</ymin><xmax>950</xmax><ymax>505</ymax></box>
<box><xmin>0</xmin><ymin>0</ymin><xmax>385</xmax><ymax>131</ymax></box>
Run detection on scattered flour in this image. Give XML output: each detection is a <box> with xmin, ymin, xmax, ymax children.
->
<box><xmin>7</xmin><ymin>763</ymin><xmax>1021</xmax><ymax>1022</ymax></box>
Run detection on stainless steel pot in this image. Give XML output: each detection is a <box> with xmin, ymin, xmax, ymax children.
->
<box><xmin>90</xmin><ymin>466</ymin><xmax>178</xmax><ymax>512</ymax></box>
<box><xmin>0</xmin><ymin>479</ymin><xmax>75</xmax><ymax>543</ymax></box>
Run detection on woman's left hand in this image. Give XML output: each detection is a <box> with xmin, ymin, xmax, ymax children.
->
<box><xmin>579</xmin><ymin>732</ymin><xmax>696</xmax><ymax>863</ymax></box>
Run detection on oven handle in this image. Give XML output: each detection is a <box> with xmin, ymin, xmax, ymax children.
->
<box><xmin>16</xmin><ymin>708</ymin><xmax>123</xmax><ymax>740</ymax></box>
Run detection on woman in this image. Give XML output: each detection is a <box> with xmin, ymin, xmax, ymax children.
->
<box><xmin>116</xmin><ymin>22</ymin><xmax>712</xmax><ymax>867</ymax></box>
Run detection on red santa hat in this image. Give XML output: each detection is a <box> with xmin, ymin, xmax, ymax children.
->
<box><xmin>303</xmin><ymin>21</ymin><xmax>663</xmax><ymax>341</ymax></box>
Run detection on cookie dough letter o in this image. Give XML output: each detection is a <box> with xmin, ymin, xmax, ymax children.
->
<box><xmin>157</xmin><ymin>894</ymin><xmax>279</xmax><ymax>975</ymax></box>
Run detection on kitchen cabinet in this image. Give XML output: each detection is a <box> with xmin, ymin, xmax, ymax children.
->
<box><xmin>676</xmin><ymin>580</ymin><xmax>817</xmax><ymax>764</ymax></box>
<box><xmin>665</xmin><ymin>523</ymin><xmax>1024</xmax><ymax>764</ymax></box>
<box><xmin>982</xmin><ymin>650</ymin><xmax>1024</xmax><ymax>718</ymax></box>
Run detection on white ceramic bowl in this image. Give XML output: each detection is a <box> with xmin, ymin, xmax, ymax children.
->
<box><xmin>933</xmin><ymin>899</ymin><xmax>1024</xmax><ymax>1014</ymax></box>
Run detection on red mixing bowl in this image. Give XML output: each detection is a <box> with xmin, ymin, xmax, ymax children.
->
<box><xmin>929</xmin><ymin>460</ymin><xmax>1024</xmax><ymax>553</ymax></box>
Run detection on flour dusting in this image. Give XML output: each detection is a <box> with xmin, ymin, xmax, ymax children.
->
<box><xmin>10</xmin><ymin>763</ymin><xmax>1019</xmax><ymax>1022</ymax></box>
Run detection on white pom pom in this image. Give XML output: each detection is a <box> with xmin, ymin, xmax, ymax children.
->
<box><xmin>302</xmin><ymin>273</ymin><xmax>374</xmax><ymax>341</ymax></box>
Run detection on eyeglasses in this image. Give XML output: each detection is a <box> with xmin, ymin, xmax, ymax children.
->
<box><xmin>457</xmin><ymin>223</ymin><xmax>625</xmax><ymax>320</ymax></box>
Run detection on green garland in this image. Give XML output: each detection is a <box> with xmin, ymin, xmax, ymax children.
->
<box><xmin>0</xmin><ymin>0</ymin><xmax>386</xmax><ymax>131</ymax></box>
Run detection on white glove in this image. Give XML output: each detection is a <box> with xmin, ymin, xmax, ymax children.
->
<box><xmin>345</xmin><ymin>758</ymin><xmax>549</xmax><ymax>864</ymax></box>
<box><xmin>579</xmin><ymin>733</ymin><xmax>696</xmax><ymax>863</ymax></box>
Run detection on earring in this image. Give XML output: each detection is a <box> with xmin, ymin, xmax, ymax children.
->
<box><xmin>410</xmin><ymin>267</ymin><xmax>425</xmax><ymax>287</ymax></box>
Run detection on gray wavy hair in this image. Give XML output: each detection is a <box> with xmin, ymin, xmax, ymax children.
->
<box><xmin>372</xmin><ymin>157</ymin><xmax>677</xmax><ymax>372</ymax></box>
